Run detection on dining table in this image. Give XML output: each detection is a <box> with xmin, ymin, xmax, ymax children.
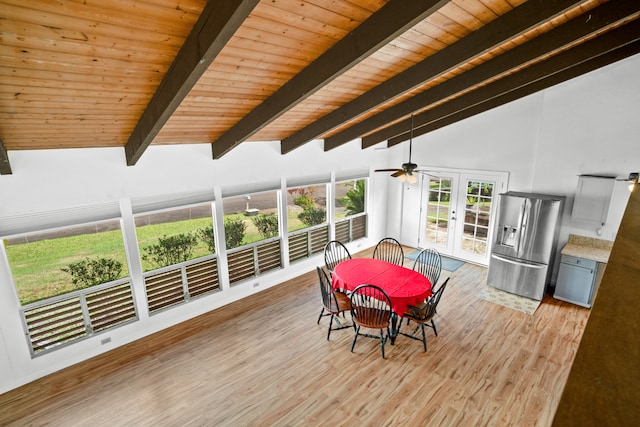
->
<box><xmin>331</xmin><ymin>258</ymin><xmax>432</xmax><ymax>344</ymax></box>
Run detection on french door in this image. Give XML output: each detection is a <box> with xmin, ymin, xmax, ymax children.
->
<box><xmin>418</xmin><ymin>170</ymin><xmax>507</xmax><ymax>265</ymax></box>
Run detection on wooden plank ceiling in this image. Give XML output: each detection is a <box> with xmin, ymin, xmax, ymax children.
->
<box><xmin>1</xmin><ymin>0</ymin><xmax>639</xmax><ymax>174</ymax></box>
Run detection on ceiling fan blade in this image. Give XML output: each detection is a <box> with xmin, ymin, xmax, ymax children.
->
<box><xmin>375</xmin><ymin>168</ymin><xmax>402</xmax><ymax>172</ymax></box>
<box><xmin>390</xmin><ymin>170</ymin><xmax>406</xmax><ymax>178</ymax></box>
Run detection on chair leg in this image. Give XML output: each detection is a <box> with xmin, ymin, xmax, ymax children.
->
<box><xmin>351</xmin><ymin>325</ymin><xmax>360</xmax><ymax>353</ymax></box>
<box><xmin>327</xmin><ymin>314</ymin><xmax>334</xmax><ymax>341</ymax></box>
<box><xmin>317</xmin><ymin>307</ymin><xmax>325</xmax><ymax>324</ymax></box>
<box><xmin>421</xmin><ymin>324</ymin><xmax>427</xmax><ymax>352</ymax></box>
<box><xmin>431</xmin><ymin>319</ymin><xmax>438</xmax><ymax>336</ymax></box>
<box><xmin>380</xmin><ymin>329</ymin><xmax>386</xmax><ymax>359</ymax></box>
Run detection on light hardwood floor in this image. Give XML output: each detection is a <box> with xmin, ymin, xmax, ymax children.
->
<box><xmin>0</xmin><ymin>248</ymin><xmax>589</xmax><ymax>426</ymax></box>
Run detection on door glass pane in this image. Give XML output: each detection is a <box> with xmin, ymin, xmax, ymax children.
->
<box><xmin>425</xmin><ymin>177</ymin><xmax>451</xmax><ymax>246</ymax></box>
<box><xmin>461</xmin><ymin>181</ymin><xmax>494</xmax><ymax>255</ymax></box>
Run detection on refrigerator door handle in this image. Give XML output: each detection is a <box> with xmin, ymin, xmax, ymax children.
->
<box><xmin>491</xmin><ymin>254</ymin><xmax>546</xmax><ymax>269</ymax></box>
<box><xmin>517</xmin><ymin>198</ymin><xmax>529</xmax><ymax>256</ymax></box>
<box><xmin>515</xmin><ymin>199</ymin><xmax>526</xmax><ymax>255</ymax></box>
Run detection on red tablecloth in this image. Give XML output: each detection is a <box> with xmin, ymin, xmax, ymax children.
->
<box><xmin>332</xmin><ymin>258</ymin><xmax>432</xmax><ymax>316</ymax></box>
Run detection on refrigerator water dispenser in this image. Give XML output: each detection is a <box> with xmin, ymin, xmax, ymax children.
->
<box><xmin>500</xmin><ymin>225</ymin><xmax>517</xmax><ymax>247</ymax></box>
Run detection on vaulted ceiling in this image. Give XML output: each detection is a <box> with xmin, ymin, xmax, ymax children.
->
<box><xmin>1</xmin><ymin>0</ymin><xmax>639</xmax><ymax>175</ymax></box>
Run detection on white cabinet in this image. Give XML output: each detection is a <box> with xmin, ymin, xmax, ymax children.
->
<box><xmin>571</xmin><ymin>175</ymin><xmax>615</xmax><ymax>225</ymax></box>
<box><xmin>553</xmin><ymin>254</ymin><xmax>604</xmax><ymax>308</ymax></box>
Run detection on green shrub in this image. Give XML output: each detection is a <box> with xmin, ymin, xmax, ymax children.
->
<box><xmin>293</xmin><ymin>194</ymin><xmax>315</xmax><ymax>210</ymax></box>
<box><xmin>298</xmin><ymin>207</ymin><xmax>326</xmax><ymax>227</ymax></box>
<box><xmin>61</xmin><ymin>257</ymin><xmax>123</xmax><ymax>289</ymax></box>
<box><xmin>338</xmin><ymin>179</ymin><xmax>365</xmax><ymax>216</ymax></box>
<box><xmin>224</xmin><ymin>217</ymin><xmax>246</xmax><ymax>249</ymax></box>
<box><xmin>142</xmin><ymin>233</ymin><xmax>198</xmax><ymax>269</ymax></box>
<box><xmin>196</xmin><ymin>225</ymin><xmax>216</xmax><ymax>253</ymax></box>
<box><xmin>251</xmin><ymin>214</ymin><xmax>279</xmax><ymax>239</ymax></box>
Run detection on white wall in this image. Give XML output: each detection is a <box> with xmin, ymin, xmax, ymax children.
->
<box><xmin>0</xmin><ymin>140</ymin><xmax>384</xmax><ymax>393</ymax></box>
<box><xmin>388</xmin><ymin>53</ymin><xmax>639</xmax><ymax>253</ymax></box>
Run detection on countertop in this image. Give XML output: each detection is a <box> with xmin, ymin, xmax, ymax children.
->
<box><xmin>560</xmin><ymin>234</ymin><xmax>613</xmax><ymax>264</ymax></box>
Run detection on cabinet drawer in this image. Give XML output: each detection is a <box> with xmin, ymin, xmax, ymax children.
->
<box><xmin>560</xmin><ymin>254</ymin><xmax>597</xmax><ymax>269</ymax></box>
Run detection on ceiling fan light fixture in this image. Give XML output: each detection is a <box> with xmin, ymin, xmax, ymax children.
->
<box><xmin>628</xmin><ymin>172</ymin><xmax>638</xmax><ymax>192</ymax></box>
<box><xmin>376</xmin><ymin>114</ymin><xmax>428</xmax><ymax>184</ymax></box>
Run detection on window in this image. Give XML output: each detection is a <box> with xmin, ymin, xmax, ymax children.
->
<box><xmin>286</xmin><ymin>184</ymin><xmax>329</xmax><ymax>263</ymax></box>
<box><xmin>222</xmin><ymin>190</ymin><xmax>282</xmax><ymax>284</ymax></box>
<box><xmin>4</xmin><ymin>219</ymin><xmax>137</xmax><ymax>356</ymax></box>
<box><xmin>6</xmin><ymin>220</ymin><xmax>129</xmax><ymax>305</ymax></box>
<box><xmin>135</xmin><ymin>205</ymin><xmax>215</xmax><ymax>272</ymax></box>
<box><xmin>135</xmin><ymin>204</ymin><xmax>219</xmax><ymax>313</ymax></box>
<box><xmin>334</xmin><ymin>178</ymin><xmax>367</xmax><ymax>242</ymax></box>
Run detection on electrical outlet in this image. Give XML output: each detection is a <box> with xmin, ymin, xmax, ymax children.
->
<box><xmin>101</xmin><ymin>337</ymin><xmax>111</xmax><ymax>345</ymax></box>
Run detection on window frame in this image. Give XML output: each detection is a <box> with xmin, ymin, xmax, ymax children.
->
<box><xmin>133</xmin><ymin>201</ymin><xmax>221</xmax><ymax>314</ymax></box>
<box><xmin>134</xmin><ymin>202</ymin><xmax>217</xmax><ymax>273</ymax></box>
<box><xmin>221</xmin><ymin>189</ymin><xmax>283</xmax><ymax>285</ymax></box>
<box><xmin>1</xmin><ymin>214</ymin><xmax>137</xmax><ymax>358</ymax></box>
<box><xmin>285</xmin><ymin>182</ymin><xmax>330</xmax><ymax>263</ymax></box>
<box><xmin>334</xmin><ymin>177</ymin><xmax>368</xmax><ymax>243</ymax></box>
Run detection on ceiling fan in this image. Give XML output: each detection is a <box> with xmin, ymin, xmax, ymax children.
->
<box><xmin>375</xmin><ymin>115</ymin><xmax>433</xmax><ymax>183</ymax></box>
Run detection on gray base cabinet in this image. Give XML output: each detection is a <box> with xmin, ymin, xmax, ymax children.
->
<box><xmin>553</xmin><ymin>254</ymin><xmax>603</xmax><ymax>308</ymax></box>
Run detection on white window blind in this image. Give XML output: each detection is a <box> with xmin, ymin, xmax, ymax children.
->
<box><xmin>221</xmin><ymin>180</ymin><xmax>280</xmax><ymax>198</ymax></box>
<box><xmin>0</xmin><ymin>201</ymin><xmax>121</xmax><ymax>238</ymax></box>
<box><xmin>131</xmin><ymin>188</ymin><xmax>215</xmax><ymax>214</ymax></box>
<box><xmin>286</xmin><ymin>173</ymin><xmax>330</xmax><ymax>188</ymax></box>
<box><xmin>335</xmin><ymin>168</ymin><xmax>369</xmax><ymax>182</ymax></box>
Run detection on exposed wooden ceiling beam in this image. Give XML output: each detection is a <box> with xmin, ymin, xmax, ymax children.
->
<box><xmin>124</xmin><ymin>0</ymin><xmax>259</xmax><ymax>166</ymax></box>
<box><xmin>211</xmin><ymin>0</ymin><xmax>449</xmax><ymax>159</ymax></box>
<box><xmin>351</xmin><ymin>0</ymin><xmax>640</xmax><ymax>148</ymax></box>
<box><xmin>0</xmin><ymin>137</ymin><xmax>12</xmax><ymax>175</ymax></box>
<box><xmin>385</xmin><ymin>43</ymin><xmax>640</xmax><ymax>148</ymax></box>
<box><xmin>281</xmin><ymin>0</ymin><xmax>586</xmax><ymax>154</ymax></box>
<box><xmin>384</xmin><ymin>22</ymin><xmax>640</xmax><ymax>147</ymax></box>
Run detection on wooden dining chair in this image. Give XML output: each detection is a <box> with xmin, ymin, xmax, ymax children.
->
<box><xmin>316</xmin><ymin>266</ymin><xmax>351</xmax><ymax>340</ymax></box>
<box><xmin>323</xmin><ymin>240</ymin><xmax>351</xmax><ymax>275</ymax></box>
<box><xmin>372</xmin><ymin>237</ymin><xmax>405</xmax><ymax>266</ymax></box>
<box><xmin>412</xmin><ymin>247</ymin><xmax>442</xmax><ymax>288</ymax></box>
<box><xmin>398</xmin><ymin>278</ymin><xmax>449</xmax><ymax>352</ymax></box>
<box><xmin>350</xmin><ymin>284</ymin><xmax>393</xmax><ymax>359</ymax></box>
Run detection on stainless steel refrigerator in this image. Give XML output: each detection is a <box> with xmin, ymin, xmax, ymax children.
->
<box><xmin>487</xmin><ymin>191</ymin><xmax>565</xmax><ymax>300</ymax></box>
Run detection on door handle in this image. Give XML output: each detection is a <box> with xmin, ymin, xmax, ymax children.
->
<box><xmin>491</xmin><ymin>254</ymin><xmax>546</xmax><ymax>268</ymax></box>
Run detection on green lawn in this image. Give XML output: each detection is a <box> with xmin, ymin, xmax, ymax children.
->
<box><xmin>7</xmin><ymin>209</ymin><xmax>327</xmax><ymax>305</ymax></box>
<box><xmin>7</xmin><ymin>229</ymin><xmax>130</xmax><ymax>305</ymax></box>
